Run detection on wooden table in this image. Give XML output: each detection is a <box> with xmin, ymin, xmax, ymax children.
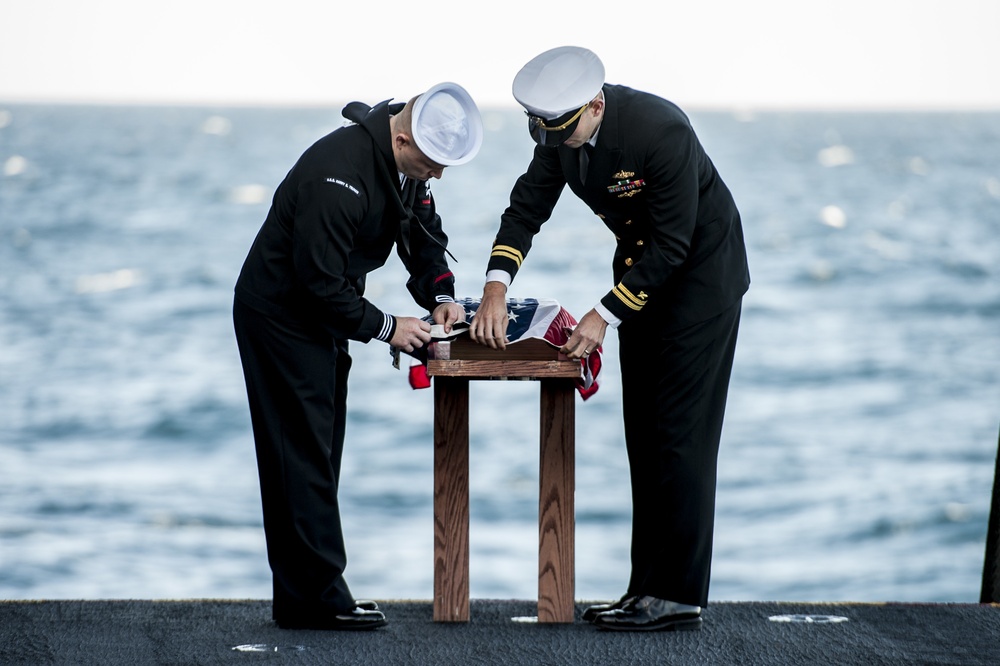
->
<box><xmin>426</xmin><ymin>336</ymin><xmax>581</xmax><ymax>623</ymax></box>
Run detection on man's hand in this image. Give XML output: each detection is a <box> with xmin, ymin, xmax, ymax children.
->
<box><xmin>389</xmin><ymin>316</ymin><xmax>432</xmax><ymax>353</ymax></box>
<box><xmin>432</xmin><ymin>302</ymin><xmax>466</xmax><ymax>334</ymax></box>
<box><xmin>560</xmin><ymin>308</ymin><xmax>607</xmax><ymax>359</ymax></box>
<box><xmin>468</xmin><ymin>281</ymin><xmax>509</xmax><ymax>349</ymax></box>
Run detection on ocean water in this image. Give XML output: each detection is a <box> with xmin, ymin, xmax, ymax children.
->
<box><xmin>1</xmin><ymin>103</ymin><xmax>998</xmax><ymax>605</ymax></box>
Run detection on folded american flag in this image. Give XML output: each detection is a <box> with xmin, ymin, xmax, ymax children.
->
<box><xmin>406</xmin><ymin>297</ymin><xmax>602</xmax><ymax>400</ymax></box>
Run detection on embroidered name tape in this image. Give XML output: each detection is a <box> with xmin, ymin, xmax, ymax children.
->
<box><xmin>326</xmin><ymin>177</ymin><xmax>360</xmax><ymax>196</ymax></box>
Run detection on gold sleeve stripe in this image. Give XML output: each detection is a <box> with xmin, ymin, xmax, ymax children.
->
<box><xmin>490</xmin><ymin>245</ymin><xmax>523</xmax><ymax>267</ymax></box>
<box><xmin>613</xmin><ymin>283</ymin><xmax>646</xmax><ymax>311</ymax></box>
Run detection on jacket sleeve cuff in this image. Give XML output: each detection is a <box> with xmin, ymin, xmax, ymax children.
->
<box><xmin>486</xmin><ymin>253</ymin><xmax>521</xmax><ymax>282</ymax></box>
<box><xmin>375</xmin><ymin>313</ymin><xmax>396</xmax><ymax>343</ymax></box>
<box><xmin>600</xmin><ymin>282</ymin><xmax>649</xmax><ymax>322</ymax></box>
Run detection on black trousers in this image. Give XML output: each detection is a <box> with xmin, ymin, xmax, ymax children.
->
<box><xmin>233</xmin><ymin>298</ymin><xmax>355</xmax><ymax>622</ymax></box>
<box><xmin>617</xmin><ymin>299</ymin><xmax>742</xmax><ymax>607</ymax></box>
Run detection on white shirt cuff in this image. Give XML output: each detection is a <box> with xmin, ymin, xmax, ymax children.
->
<box><xmin>484</xmin><ymin>270</ymin><xmax>512</xmax><ymax>288</ymax></box>
<box><xmin>594</xmin><ymin>303</ymin><xmax>622</xmax><ymax>329</ymax></box>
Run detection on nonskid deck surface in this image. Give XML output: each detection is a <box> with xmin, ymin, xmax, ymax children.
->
<box><xmin>1</xmin><ymin>599</ymin><xmax>997</xmax><ymax>665</ymax></box>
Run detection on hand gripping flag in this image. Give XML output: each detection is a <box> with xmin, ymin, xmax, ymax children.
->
<box><xmin>405</xmin><ymin>297</ymin><xmax>602</xmax><ymax>400</ymax></box>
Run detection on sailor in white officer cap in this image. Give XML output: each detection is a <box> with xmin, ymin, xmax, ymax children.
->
<box><xmin>512</xmin><ymin>45</ymin><xmax>605</xmax><ymax>147</ymax></box>
<box><xmin>471</xmin><ymin>45</ymin><xmax>751</xmax><ymax>633</ymax></box>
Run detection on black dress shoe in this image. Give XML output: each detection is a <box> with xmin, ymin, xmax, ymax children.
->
<box><xmin>582</xmin><ymin>595</ymin><xmax>636</xmax><ymax>622</ymax></box>
<box><xmin>592</xmin><ymin>596</ymin><xmax>702</xmax><ymax>632</ymax></box>
<box><xmin>276</xmin><ymin>606</ymin><xmax>387</xmax><ymax>631</ymax></box>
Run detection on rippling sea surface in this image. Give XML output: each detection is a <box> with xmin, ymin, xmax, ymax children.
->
<box><xmin>1</xmin><ymin>103</ymin><xmax>998</xmax><ymax>604</ymax></box>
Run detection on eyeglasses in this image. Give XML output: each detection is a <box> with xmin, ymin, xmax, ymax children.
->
<box><xmin>526</xmin><ymin>103</ymin><xmax>589</xmax><ymax>134</ymax></box>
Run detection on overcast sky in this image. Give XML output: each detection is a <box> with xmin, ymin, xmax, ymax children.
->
<box><xmin>2</xmin><ymin>0</ymin><xmax>998</xmax><ymax>110</ymax></box>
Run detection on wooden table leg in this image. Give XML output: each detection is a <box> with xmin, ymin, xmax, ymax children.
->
<box><xmin>537</xmin><ymin>378</ymin><xmax>575</xmax><ymax>623</ymax></box>
<box><xmin>433</xmin><ymin>377</ymin><xmax>470</xmax><ymax>622</ymax></box>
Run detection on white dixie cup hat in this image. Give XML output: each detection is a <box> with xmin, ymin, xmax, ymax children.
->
<box><xmin>411</xmin><ymin>82</ymin><xmax>483</xmax><ymax>166</ymax></box>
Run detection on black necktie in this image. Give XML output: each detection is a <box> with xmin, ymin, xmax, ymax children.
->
<box><xmin>579</xmin><ymin>143</ymin><xmax>593</xmax><ymax>182</ymax></box>
<box><xmin>398</xmin><ymin>177</ymin><xmax>415</xmax><ymax>258</ymax></box>
<box><xmin>396</xmin><ymin>177</ymin><xmax>456</xmax><ymax>262</ymax></box>
<box><xmin>400</xmin><ymin>176</ymin><xmax>417</xmax><ymax>207</ymax></box>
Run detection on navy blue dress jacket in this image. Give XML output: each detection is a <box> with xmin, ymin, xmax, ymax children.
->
<box><xmin>488</xmin><ymin>84</ymin><xmax>749</xmax><ymax>331</ymax></box>
<box><xmin>236</xmin><ymin>100</ymin><xmax>456</xmax><ymax>342</ymax></box>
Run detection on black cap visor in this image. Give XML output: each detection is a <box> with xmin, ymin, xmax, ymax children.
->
<box><xmin>526</xmin><ymin>104</ymin><xmax>587</xmax><ymax>147</ymax></box>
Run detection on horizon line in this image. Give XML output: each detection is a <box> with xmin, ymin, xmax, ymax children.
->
<box><xmin>2</xmin><ymin>95</ymin><xmax>1000</xmax><ymax>114</ymax></box>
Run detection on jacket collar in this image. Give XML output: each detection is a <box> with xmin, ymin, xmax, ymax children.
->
<box><xmin>594</xmin><ymin>84</ymin><xmax>618</xmax><ymax>152</ymax></box>
<box><xmin>343</xmin><ymin>99</ymin><xmax>403</xmax><ymax>176</ymax></box>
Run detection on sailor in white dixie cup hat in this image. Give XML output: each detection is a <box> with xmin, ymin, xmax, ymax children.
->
<box><xmin>233</xmin><ymin>79</ymin><xmax>480</xmax><ymax>632</ymax></box>
<box><xmin>411</xmin><ymin>82</ymin><xmax>483</xmax><ymax>166</ymax></box>
<box><xmin>512</xmin><ymin>45</ymin><xmax>605</xmax><ymax>147</ymax></box>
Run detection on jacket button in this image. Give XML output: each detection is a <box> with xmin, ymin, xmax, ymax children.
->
<box><xmin>636</xmin><ymin>239</ymin><xmax>644</xmax><ymax>246</ymax></box>
<box><xmin>625</xmin><ymin>219</ymin><xmax>633</xmax><ymax>225</ymax></box>
<box><xmin>625</xmin><ymin>258</ymin><xmax>634</xmax><ymax>267</ymax></box>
